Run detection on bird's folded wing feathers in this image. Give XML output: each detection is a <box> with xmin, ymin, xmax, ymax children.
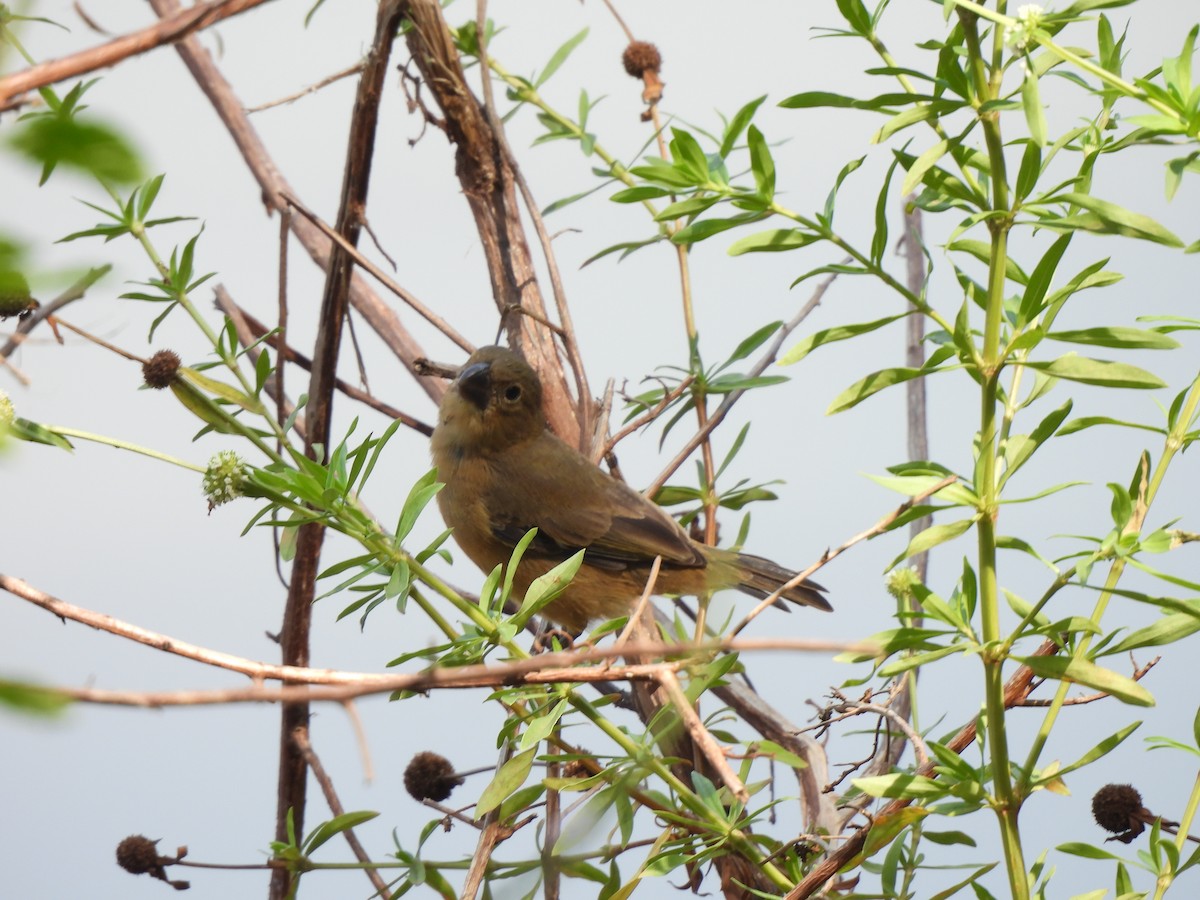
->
<box><xmin>486</xmin><ymin>438</ymin><xmax>703</xmax><ymax>570</ymax></box>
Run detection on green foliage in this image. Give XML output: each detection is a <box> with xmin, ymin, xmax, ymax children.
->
<box><xmin>9</xmin><ymin>3</ymin><xmax>1200</xmax><ymax>899</ymax></box>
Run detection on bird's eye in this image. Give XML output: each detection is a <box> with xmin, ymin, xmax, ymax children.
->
<box><xmin>504</xmin><ymin>384</ymin><xmax>522</xmax><ymax>402</ymax></box>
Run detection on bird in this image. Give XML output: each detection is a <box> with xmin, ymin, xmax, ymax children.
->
<box><xmin>430</xmin><ymin>345</ymin><xmax>830</xmax><ymax>631</ymax></box>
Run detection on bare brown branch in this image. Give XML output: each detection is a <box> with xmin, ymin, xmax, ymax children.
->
<box><xmin>0</xmin><ymin>0</ymin><xmax>275</xmax><ymax>106</ymax></box>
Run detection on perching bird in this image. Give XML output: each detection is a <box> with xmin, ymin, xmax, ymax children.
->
<box><xmin>430</xmin><ymin>345</ymin><xmax>830</xmax><ymax>631</ymax></box>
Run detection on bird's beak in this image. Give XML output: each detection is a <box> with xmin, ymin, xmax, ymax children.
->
<box><xmin>456</xmin><ymin>361</ymin><xmax>492</xmax><ymax>410</ymax></box>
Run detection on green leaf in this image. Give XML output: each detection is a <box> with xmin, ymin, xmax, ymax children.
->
<box><xmin>669</xmin><ymin>128</ymin><xmax>709</xmax><ymax>180</ymax></box>
<box><xmin>720</xmin><ymin>95</ymin><xmax>766</xmax><ymax>157</ymax></box>
<box><xmin>1050</xmin><ymin>192</ymin><xmax>1184</xmax><ymax>246</ymax></box>
<box><xmin>1014</xmin><ymin>655</ymin><xmax>1155</xmax><ymax>706</ymax></box>
<box><xmin>535</xmin><ymin>28</ymin><xmax>588</xmax><ymax>87</ymax></box>
<box><xmin>514</xmin><ymin>550</ymin><xmax>584</xmax><ymax>626</ymax></box>
<box><xmin>1014</xmin><ymin>140</ymin><xmax>1043</xmax><ymax>201</ymax></box>
<box><xmin>727</xmin><ymin>227</ymin><xmax>820</xmax><ymax>255</ymax></box>
<box><xmin>609</xmin><ymin>186</ymin><xmax>672</xmax><ymax>203</ymax></box>
<box><xmin>998</xmin><ymin>399</ymin><xmax>1072</xmax><ymax>488</ymax></box>
<box><xmin>780</xmin><ymin>90</ymin><xmax>911</xmax><ymax>111</ymax></box>
<box><xmin>520</xmin><ymin>697</ymin><xmax>569</xmax><ymax>750</ymax></box>
<box><xmin>746</xmin><ymin>125</ymin><xmax>775</xmax><ymax>200</ymax></box>
<box><xmin>303</xmin><ymin>810</ymin><xmax>379</xmax><ymax>854</ymax></box>
<box><xmin>671</xmin><ymin>213</ymin><xmax>760</xmax><ymax>245</ymax></box>
<box><xmin>828</xmin><ymin>359</ymin><xmax>952</xmax><ymax>414</ymax></box>
<box><xmin>948</xmin><ymin>239</ymin><xmax>1029</xmax><ymax>285</ymax></box>
<box><xmin>853</xmin><ymin>773</ymin><xmax>947</xmax><ymax>799</ymax></box>
<box><xmin>1043</xmin><ymin>721</ymin><xmax>1140</xmax><ymax>782</ymax></box>
<box><xmin>1058</xmin><ymin>415</ymin><xmax>1165</xmax><ymax>436</ymax></box>
<box><xmin>781</xmin><ymin>312</ymin><xmax>910</xmax><ymax>365</ymax></box>
<box><xmin>7</xmin><ymin>418</ymin><xmax>73</xmax><ymax>450</ymax></box>
<box><xmin>8</xmin><ymin>114</ymin><xmax>143</xmax><ymax>185</ymax></box>
<box><xmin>889</xmin><ymin>517</ymin><xmax>976</xmax><ymax>568</ymax></box>
<box><xmin>725</xmin><ymin>321</ymin><xmax>782</xmax><ymax>366</ymax></box>
<box><xmin>901</xmin><ymin>139</ymin><xmax>949</xmax><ymax>196</ymax></box>
<box><xmin>179</xmin><ymin>367</ymin><xmax>266</xmax><ymax>414</ymax></box>
<box><xmin>1025</xmin><ymin>355</ymin><xmax>1166</xmax><ymax>389</ymax></box>
<box><xmin>1106</xmin><ymin>612</ymin><xmax>1200</xmax><ymax>655</ymax></box>
<box><xmin>476</xmin><ymin>748</ymin><xmax>537</xmax><ymax>816</ymax></box>
<box><xmin>654</xmin><ymin>195</ymin><xmax>721</xmax><ymax>221</ymax></box>
<box><xmin>1045</xmin><ymin>326</ymin><xmax>1180</xmax><ymax>350</ymax></box>
<box><xmin>0</xmin><ymin>679</ymin><xmax>71</xmax><ymax>715</ymax></box>
<box><xmin>873</xmin><ymin>102</ymin><xmax>955</xmax><ymax>142</ymax></box>
<box><xmin>1021</xmin><ymin>65</ymin><xmax>1048</xmax><ymax>146</ymax></box>
<box><xmin>1057</xmin><ymin>842</ymin><xmax>1125</xmax><ymax>861</ymax></box>
<box><xmin>1016</xmin><ymin>233</ymin><xmax>1071</xmax><ymax>326</ymax></box>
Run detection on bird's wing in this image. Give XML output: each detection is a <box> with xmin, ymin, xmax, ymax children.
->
<box><xmin>486</xmin><ymin>434</ymin><xmax>704</xmax><ymax>570</ymax></box>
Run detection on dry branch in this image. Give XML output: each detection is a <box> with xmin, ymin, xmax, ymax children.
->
<box><xmin>0</xmin><ymin>0</ymin><xmax>275</xmax><ymax>105</ymax></box>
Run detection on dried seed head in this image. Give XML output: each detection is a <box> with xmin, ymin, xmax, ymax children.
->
<box><xmin>1092</xmin><ymin>783</ymin><xmax>1143</xmax><ymax>833</ymax></box>
<box><xmin>622</xmin><ymin>41</ymin><xmax>661</xmax><ymax>78</ymax></box>
<box><xmin>404</xmin><ymin>751</ymin><xmax>464</xmax><ymax>802</ymax></box>
<box><xmin>143</xmin><ymin>350</ymin><xmax>182</xmax><ymax>389</ymax></box>
<box><xmin>116</xmin><ymin>835</ymin><xmax>162</xmax><ymax>875</ymax></box>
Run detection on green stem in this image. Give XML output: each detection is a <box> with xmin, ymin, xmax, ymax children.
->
<box><xmin>959</xmin><ymin>7</ymin><xmax>1029</xmax><ymax>895</ymax></box>
<box><xmin>45</xmin><ymin>426</ymin><xmax>206</xmax><ymax>471</ymax></box>
<box><xmin>1023</xmin><ymin>369</ymin><xmax>1200</xmax><ymax>780</ymax></box>
<box><xmin>1154</xmin><ymin>771</ymin><xmax>1200</xmax><ymax>899</ymax></box>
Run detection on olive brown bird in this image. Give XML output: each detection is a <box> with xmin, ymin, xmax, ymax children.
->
<box><xmin>430</xmin><ymin>345</ymin><xmax>830</xmax><ymax>631</ymax></box>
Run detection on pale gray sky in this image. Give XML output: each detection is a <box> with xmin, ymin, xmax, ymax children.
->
<box><xmin>3</xmin><ymin>2</ymin><xmax>1199</xmax><ymax>898</ymax></box>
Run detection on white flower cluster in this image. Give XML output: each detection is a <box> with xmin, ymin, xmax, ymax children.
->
<box><xmin>1005</xmin><ymin>3</ymin><xmax>1046</xmax><ymax>49</ymax></box>
<box><xmin>203</xmin><ymin>449</ymin><xmax>249</xmax><ymax>507</ymax></box>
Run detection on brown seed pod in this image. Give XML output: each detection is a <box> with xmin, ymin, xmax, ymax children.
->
<box><xmin>116</xmin><ymin>835</ymin><xmax>162</xmax><ymax>875</ymax></box>
<box><xmin>622</xmin><ymin>41</ymin><xmax>661</xmax><ymax>78</ymax></box>
<box><xmin>1092</xmin><ymin>783</ymin><xmax>1144</xmax><ymax>833</ymax></box>
<box><xmin>143</xmin><ymin>349</ymin><xmax>182</xmax><ymax>389</ymax></box>
<box><xmin>404</xmin><ymin>751</ymin><xmax>465</xmax><ymax>802</ymax></box>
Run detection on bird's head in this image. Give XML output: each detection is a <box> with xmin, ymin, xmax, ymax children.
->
<box><xmin>436</xmin><ymin>345</ymin><xmax>546</xmax><ymax>455</ymax></box>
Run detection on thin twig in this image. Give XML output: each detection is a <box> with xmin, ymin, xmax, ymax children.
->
<box><xmin>646</xmin><ymin>267</ymin><xmax>842</xmax><ymax>497</ymax></box>
<box><xmin>292</xmin><ymin>727</ymin><xmax>391</xmax><ymax>899</ymax></box>
<box><xmin>461</xmin><ymin>743</ymin><xmax>511</xmax><ymax>900</ymax></box>
<box><xmin>0</xmin><ymin>571</ymin><xmax>872</xmax><ymax>681</ymax></box>
<box><xmin>214</xmin><ymin>291</ymin><xmax>432</xmax><ymax>436</ymax></box>
<box><xmin>51</xmin><ymin>318</ymin><xmax>145</xmax><ymax>363</ymax></box>
<box><xmin>731</xmin><ymin>475</ymin><xmax>958</xmax><ymax>637</ymax></box>
<box><xmin>281</xmin><ymin>192</ymin><xmax>474</xmax><ymax>354</ymax></box>
<box><xmin>658</xmin><ymin>668</ymin><xmax>749</xmax><ymax>803</ymax></box>
<box><xmin>340</xmin><ymin>700</ymin><xmax>375</xmax><ymax>783</ymax></box>
<box><xmin>599</xmin><ymin>0</ymin><xmax>636</xmax><ymax>42</ymax></box>
<box><xmin>599</xmin><ymin>375</ymin><xmax>695</xmax><ymax>462</ymax></box>
<box><xmin>612</xmin><ymin>555</ymin><xmax>662</xmax><ymax>649</ymax></box>
<box><xmin>246</xmin><ymin>61</ymin><xmax>366</xmax><ymax>112</ymax></box>
<box><xmin>834</xmin><ymin>699</ymin><xmax>931</xmax><ymax>769</ymax></box>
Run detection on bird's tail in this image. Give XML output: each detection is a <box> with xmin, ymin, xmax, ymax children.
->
<box><xmin>733</xmin><ymin>552</ymin><xmax>831</xmax><ymax>612</ymax></box>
